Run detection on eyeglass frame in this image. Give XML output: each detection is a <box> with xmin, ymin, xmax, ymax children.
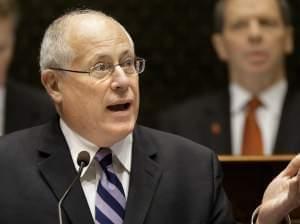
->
<box><xmin>48</xmin><ymin>57</ymin><xmax>146</xmax><ymax>81</ymax></box>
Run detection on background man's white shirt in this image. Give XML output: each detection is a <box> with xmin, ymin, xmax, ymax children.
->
<box><xmin>230</xmin><ymin>80</ymin><xmax>287</xmax><ymax>155</ymax></box>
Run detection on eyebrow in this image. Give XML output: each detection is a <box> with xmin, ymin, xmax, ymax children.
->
<box><xmin>119</xmin><ymin>50</ymin><xmax>135</xmax><ymax>59</ymax></box>
<box><xmin>90</xmin><ymin>50</ymin><xmax>135</xmax><ymax>66</ymax></box>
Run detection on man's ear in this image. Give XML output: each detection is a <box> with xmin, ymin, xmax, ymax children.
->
<box><xmin>212</xmin><ymin>33</ymin><xmax>228</xmax><ymax>61</ymax></box>
<box><xmin>41</xmin><ymin>70</ymin><xmax>63</xmax><ymax>104</ymax></box>
<box><xmin>284</xmin><ymin>26</ymin><xmax>294</xmax><ymax>55</ymax></box>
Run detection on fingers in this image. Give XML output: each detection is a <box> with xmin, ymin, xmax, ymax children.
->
<box><xmin>285</xmin><ymin>171</ymin><xmax>300</xmax><ymax>211</ymax></box>
<box><xmin>281</xmin><ymin>155</ymin><xmax>300</xmax><ymax>177</ymax></box>
<box><xmin>298</xmin><ymin>169</ymin><xmax>300</xmax><ymax>195</ymax></box>
<box><xmin>288</xmin><ymin>169</ymin><xmax>300</xmax><ymax>197</ymax></box>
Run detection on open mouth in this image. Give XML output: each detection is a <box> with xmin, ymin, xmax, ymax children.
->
<box><xmin>107</xmin><ymin>103</ymin><xmax>131</xmax><ymax>112</ymax></box>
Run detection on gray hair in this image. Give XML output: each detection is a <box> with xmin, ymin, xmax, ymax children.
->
<box><xmin>213</xmin><ymin>0</ymin><xmax>292</xmax><ymax>33</ymax></box>
<box><xmin>39</xmin><ymin>9</ymin><xmax>134</xmax><ymax>71</ymax></box>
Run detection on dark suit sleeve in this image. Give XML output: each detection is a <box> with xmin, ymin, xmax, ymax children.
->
<box><xmin>209</xmin><ymin>152</ymin><xmax>235</xmax><ymax>224</ymax></box>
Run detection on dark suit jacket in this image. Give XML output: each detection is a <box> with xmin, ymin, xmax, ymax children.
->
<box><xmin>4</xmin><ymin>80</ymin><xmax>56</xmax><ymax>134</ymax></box>
<box><xmin>157</xmin><ymin>86</ymin><xmax>300</xmax><ymax>154</ymax></box>
<box><xmin>0</xmin><ymin>119</ymin><xmax>235</xmax><ymax>224</ymax></box>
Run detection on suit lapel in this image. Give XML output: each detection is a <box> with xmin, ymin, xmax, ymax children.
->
<box><xmin>124</xmin><ymin>126</ymin><xmax>162</xmax><ymax>224</ymax></box>
<box><xmin>274</xmin><ymin>88</ymin><xmax>290</xmax><ymax>153</ymax></box>
<box><xmin>274</xmin><ymin>86</ymin><xmax>300</xmax><ymax>154</ymax></box>
<box><xmin>205</xmin><ymin>89</ymin><xmax>232</xmax><ymax>154</ymax></box>
<box><xmin>37</xmin><ymin>120</ymin><xmax>94</xmax><ymax>224</ymax></box>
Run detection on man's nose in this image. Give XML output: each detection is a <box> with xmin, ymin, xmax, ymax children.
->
<box><xmin>110</xmin><ymin>66</ymin><xmax>130</xmax><ymax>92</ymax></box>
<box><xmin>248</xmin><ymin>21</ymin><xmax>263</xmax><ymax>43</ymax></box>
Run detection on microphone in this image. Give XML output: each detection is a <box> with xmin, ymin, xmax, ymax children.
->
<box><xmin>58</xmin><ymin>151</ymin><xmax>90</xmax><ymax>224</ymax></box>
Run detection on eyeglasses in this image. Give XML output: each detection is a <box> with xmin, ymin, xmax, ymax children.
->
<box><xmin>49</xmin><ymin>57</ymin><xmax>146</xmax><ymax>81</ymax></box>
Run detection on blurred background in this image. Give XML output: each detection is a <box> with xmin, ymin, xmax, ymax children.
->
<box><xmin>9</xmin><ymin>0</ymin><xmax>300</xmax><ymax>127</ymax></box>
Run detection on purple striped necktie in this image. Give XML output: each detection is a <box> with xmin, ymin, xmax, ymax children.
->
<box><xmin>95</xmin><ymin>148</ymin><xmax>126</xmax><ymax>224</ymax></box>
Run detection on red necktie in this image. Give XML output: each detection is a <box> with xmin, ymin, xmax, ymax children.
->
<box><xmin>241</xmin><ymin>97</ymin><xmax>263</xmax><ymax>155</ymax></box>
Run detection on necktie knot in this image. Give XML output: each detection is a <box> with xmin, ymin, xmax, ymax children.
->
<box><xmin>247</xmin><ymin>97</ymin><xmax>261</xmax><ymax>112</ymax></box>
<box><xmin>95</xmin><ymin>147</ymin><xmax>125</xmax><ymax>195</ymax></box>
<box><xmin>95</xmin><ymin>147</ymin><xmax>112</xmax><ymax>171</ymax></box>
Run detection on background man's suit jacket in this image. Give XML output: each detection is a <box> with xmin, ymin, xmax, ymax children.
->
<box><xmin>0</xmin><ymin>119</ymin><xmax>235</xmax><ymax>224</ymax></box>
<box><xmin>157</xmin><ymin>86</ymin><xmax>300</xmax><ymax>154</ymax></box>
<box><xmin>5</xmin><ymin>80</ymin><xmax>56</xmax><ymax>134</ymax></box>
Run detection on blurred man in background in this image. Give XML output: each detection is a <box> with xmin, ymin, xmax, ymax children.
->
<box><xmin>0</xmin><ymin>0</ymin><xmax>54</xmax><ymax>134</ymax></box>
<box><xmin>158</xmin><ymin>0</ymin><xmax>300</xmax><ymax>155</ymax></box>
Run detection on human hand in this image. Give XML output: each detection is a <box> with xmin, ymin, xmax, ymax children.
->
<box><xmin>257</xmin><ymin>155</ymin><xmax>300</xmax><ymax>224</ymax></box>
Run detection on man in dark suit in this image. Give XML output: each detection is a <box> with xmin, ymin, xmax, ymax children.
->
<box><xmin>0</xmin><ymin>0</ymin><xmax>55</xmax><ymax>134</ymax></box>
<box><xmin>158</xmin><ymin>0</ymin><xmax>298</xmax><ymax>155</ymax></box>
<box><xmin>0</xmin><ymin>9</ymin><xmax>235</xmax><ymax>224</ymax></box>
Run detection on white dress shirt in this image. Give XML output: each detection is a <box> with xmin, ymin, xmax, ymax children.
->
<box><xmin>230</xmin><ymin>79</ymin><xmax>287</xmax><ymax>155</ymax></box>
<box><xmin>60</xmin><ymin>119</ymin><xmax>132</xmax><ymax>220</ymax></box>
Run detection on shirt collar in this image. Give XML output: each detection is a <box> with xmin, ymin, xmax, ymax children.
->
<box><xmin>59</xmin><ymin>119</ymin><xmax>132</xmax><ymax>176</ymax></box>
<box><xmin>259</xmin><ymin>79</ymin><xmax>287</xmax><ymax>115</ymax></box>
<box><xmin>230</xmin><ymin>83</ymin><xmax>251</xmax><ymax>114</ymax></box>
<box><xmin>229</xmin><ymin>79</ymin><xmax>287</xmax><ymax>115</ymax></box>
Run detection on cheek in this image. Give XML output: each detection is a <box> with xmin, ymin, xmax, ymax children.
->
<box><xmin>227</xmin><ymin>41</ymin><xmax>244</xmax><ymax>53</ymax></box>
<box><xmin>132</xmin><ymin>78</ymin><xmax>140</xmax><ymax>93</ymax></box>
<box><xmin>135</xmin><ymin>84</ymin><xmax>140</xmax><ymax>110</ymax></box>
<box><xmin>62</xmin><ymin>90</ymin><xmax>106</xmax><ymax>130</ymax></box>
<box><xmin>266</xmin><ymin>37</ymin><xmax>288</xmax><ymax>57</ymax></box>
<box><xmin>265</xmin><ymin>36</ymin><xmax>281</xmax><ymax>47</ymax></box>
<box><xmin>221</xmin><ymin>38</ymin><xmax>244</xmax><ymax>60</ymax></box>
<box><xmin>83</xmin><ymin>87</ymin><xmax>109</xmax><ymax>119</ymax></box>
<box><xmin>224</xmin><ymin>45</ymin><xmax>243</xmax><ymax>62</ymax></box>
<box><xmin>0</xmin><ymin>48</ymin><xmax>13</xmax><ymax>70</ymax></box>
<box><xmin>61</xmin><ymin>81</ymin><xmax>104</xmax><ymax>112</ymax></box>
<box><xmin>130</xmin><ymin>78</ymin><xmax>140</xmax><ymax>108</ymax></box>
<box><xmin>85</xmin><ymin>95</ymin><xmax>105</xmax><ymax>117</ymax></box>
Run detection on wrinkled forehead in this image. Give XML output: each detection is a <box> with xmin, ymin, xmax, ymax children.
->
<box><xmin>65</xmin><ymin>14</ymin><xmax>134</xmax><ymax>55</ymax></box>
